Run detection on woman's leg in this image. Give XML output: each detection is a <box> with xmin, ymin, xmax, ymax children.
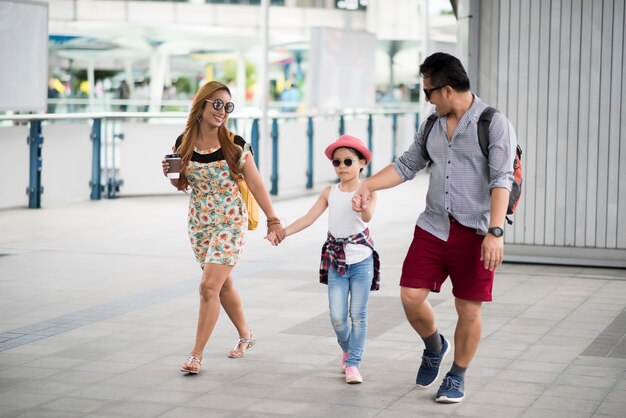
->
<box><xmin>327</xmin><ymin>267</ymin><xmax>350</xmax><ymax>354</ymax></box>
<box><xmin>189</xmin><ymin>263</ymin><xmax>233</xmax><ymax>358</ymax></box>
<box><xmin>220</xmin><ymin>274</ymin><xmax>254</xmax><ymax>356</ymax></box>
<box><xmin>346</xmin><ymin>256</ymin><xmax>373</xmax><ymax>367</ymax></box>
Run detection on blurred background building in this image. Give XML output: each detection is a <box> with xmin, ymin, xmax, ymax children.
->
<box><xmin>33</xmin><ymin>0</ymin><xmax>457</xmax><ymax>113</ymax></box>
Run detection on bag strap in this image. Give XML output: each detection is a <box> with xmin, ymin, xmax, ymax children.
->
<box><xmin>477</xmin><ymin>106</ymin><xmax>497</xmax><ymax>158</ymax></box>
<box><xmin>423</xmin><ymin>106</ymin><xmax>498</xmax><ymax>161</ymax></box>
<box><xmin>422</xmin><ymin>113</ymin><xmax>439</xmax><ymax>162</ymax></box>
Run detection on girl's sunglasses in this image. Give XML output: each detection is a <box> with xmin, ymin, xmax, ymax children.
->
<box><xmin>332</xmin><ymin>158</ymin><xmax>358</xmax><ymax>167</ymax></box>
<box><xmin>206</xmin><ymin>98</ymin><xmax>235</xmax><ymax>113</ymax></box>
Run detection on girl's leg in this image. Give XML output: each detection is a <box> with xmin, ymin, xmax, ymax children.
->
<box><xmin>327</xmin><ymin>267</ymin><xmax>350</xmax><ymax>353</ymax></box>
<box><xmin>189</xmin><ymin>263</ymin><xmax>233</xmax><ymax>359</ymax></box>
<box><xmin>346</xmin><ymin>256</ymin><xmax>373</xmax><ymax>367</ymax></box>
<box><xmin>219</xmin><ymin>274</ymin><xmax>254</xmax><ymax>356</ymax></box>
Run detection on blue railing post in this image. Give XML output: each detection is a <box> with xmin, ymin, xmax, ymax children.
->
<box><xmin>270</xmin><ymin>118</ymin><xmax>278</xmax><ymax>195</ymax></box>
<box><xmin>339</xmin><ymin>115</ymin><xmax>345</xmax><ymax>136</ymax></box>
<box><xmin>27</xmin><ymin>120</ymin><xmax>43</xmax><ymax>208</ymax></box>
<box><xmin>90</xmin><ymin>118</ymin><xmax>102</xmax><ymax>200</ymax></box>
<box><xmin>367</xmin><ymin>114</ymin><xmax>373</xmax><ymax>177</ymax></box>
<box><xmin>306</xmin><ymin>116</ymin><xmax>314</xmax><ymax>189</ymax></box>
<box><xmin>415</xmin><ymin>112</ymin><xmax>420</xmax><ymax>133</ymax></box>
<box><xmin>391</xmin><ymin>113</ymin><xmax>398</xmax><ymax>162</ymax></box>
<box><xmin>109</xmin><ymin>130</ymin><xmax>125</xmax><ymax>199</ymax></box>
<box><xmin>251</xmin><ymin>118</ymin><xmax>259</xmax><ymax>168</ymax></box>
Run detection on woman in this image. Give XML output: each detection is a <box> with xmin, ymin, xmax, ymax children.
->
<box><xmin>162</xmin><ymin>81</ymin><xmax>285</xmax><ymax>374</ymax></box>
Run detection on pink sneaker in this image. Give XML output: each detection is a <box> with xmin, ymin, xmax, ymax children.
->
<box><xmin>341</xmin><ymin>352</ymin><xmax>349</xmax><ymax>373</ymax></box>
<box><xmin>345</xmin><ymin>366</ymin><xmax>363</xmax><ymax>384</ymax></box>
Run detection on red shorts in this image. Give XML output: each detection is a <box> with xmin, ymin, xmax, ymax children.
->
<box><xmin>400</xmin><ymin>220</ymin><xmax>494</xmax><ymax>301</ymax></box>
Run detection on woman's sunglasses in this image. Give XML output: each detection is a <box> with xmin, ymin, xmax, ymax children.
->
<box><xmin>332</xmin><ymin>158</ymin><xmax>358</xmax><ymax>167</ymax></box>
<box><xmin>206</xmin><ymin>98</ymin><xmax>235</xmax><ymax>113</ymax></box>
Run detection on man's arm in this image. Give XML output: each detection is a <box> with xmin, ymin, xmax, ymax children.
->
<box><xmin>481</xmin><ymin>187</ymin><xmax>509</xmax><ymax>271</ymax></box>
<box><xmin>352</xmin><ymin>165</ymin><xmax>403</xmax><ymax>211</ymax></box>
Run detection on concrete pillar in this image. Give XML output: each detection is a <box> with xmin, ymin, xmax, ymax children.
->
<box><xmin>87</xmin><ymin>61</ymin><xmax>95</xmax><ymax>102</ymax></box>
<box><xmin>149</xmin><ymin>49</ymin><xmax>168</xmax><ymax>113</ymax></box>
<box><xmin>259</xmin><ymin>0</ymin><xmax>270</xmax><ymax>177</ymax></box>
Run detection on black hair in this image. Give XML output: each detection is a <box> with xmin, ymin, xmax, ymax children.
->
<box><xmin>419</xmin><ymin>52</ymin><xmax>470</xmax><ymax>92</ymax></box>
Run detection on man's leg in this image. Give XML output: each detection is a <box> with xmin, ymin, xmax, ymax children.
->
<box><xmin>402</xmin><ymin>286</ymin><xmax>450</xmax><ymax>387</ymax></box>
<box><xmin>400</xmin><ymin>287</ymin><xmax>434</xmax><ymax>338</ymax></box>
<box><xmin>434</xmin><ymin>297</ymin><xmax>482</xmax><ymax>403</ymax></box>
<box><xmin>453</xmin><ymin>297</ymin><xmax>483</xmax><ymax>368</ymax></box>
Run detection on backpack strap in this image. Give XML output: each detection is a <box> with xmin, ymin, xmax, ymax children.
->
<box><xmin>477</xmin><ymin>106</ymin><xmax>497</xmax><ymax>158</ymax></box>
<box><xmin>422</xmin><ymin>113</ymin><xmax>439</xmax><ymax>161</ymax></box>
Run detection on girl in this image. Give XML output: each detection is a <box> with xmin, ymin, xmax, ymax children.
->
<box><xmin>267</xmin><ymin>135</ymin><xmax>380</xmax><ymax>384</ymax></box>
<box><xmin>162</xmin><ymin>81</ymin><xmax>285</xmax><ymax>374</ymax></box>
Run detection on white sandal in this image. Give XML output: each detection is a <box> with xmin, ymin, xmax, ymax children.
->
<box><xmin>227</xmin><ymin>330</ymin><xmax>256</xmax><ymax>358</ymax></box>
<box><xmin>180</xmin><ymin>355</ymin><xmax>202</xmax><ymax>374</ymax></box>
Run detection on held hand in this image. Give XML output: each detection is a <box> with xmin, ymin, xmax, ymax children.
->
<box><xmin>352</xmin><ymin>183</ymin><xmax>371</xmax><ymax>212</ymax></box>
<box><xmin>267</xmin><ymin>223</ymin><xmax>286</xmax><ymax>244</ymax></box>
<box><xmin>265</xmin><ymin>231</ymin><xmax>279</xmax><ymax>246</ymax></box>
<box><xmin>480</xmin><ymin>234</ymin><xmax>504</xmax><ymax>271</ymax></box>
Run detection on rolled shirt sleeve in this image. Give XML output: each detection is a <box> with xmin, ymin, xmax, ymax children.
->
<box><xmin>486</xmin><ymin>114</ymin><xmax>516</xmax><ymax>192</ymax></box>
<box><xmin>392</xmin><ymin>124</ymin><xmax>430</xmax><ymax>181</ymax></box>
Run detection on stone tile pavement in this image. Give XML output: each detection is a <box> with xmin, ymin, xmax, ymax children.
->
<box><xmin>0</xmin><ymin>176</ymin><xmax>625</xmax><ymax>417</ymax></box>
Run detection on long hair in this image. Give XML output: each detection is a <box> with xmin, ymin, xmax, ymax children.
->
<box><xmin>175</xmin><ymin>81</ymin><xmax>242</xmax><ymax>191</ymax></box>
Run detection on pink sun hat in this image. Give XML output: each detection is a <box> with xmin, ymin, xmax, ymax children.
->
<box><xmin>324</xmin><ymin>135</ymin><xmax>372</xmax><ymax>163</ymax></box>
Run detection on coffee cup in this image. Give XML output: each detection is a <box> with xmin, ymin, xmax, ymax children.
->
<box><xmin>164</xmin><ymin>153</ymin><xmax>182</xmax><ymax>179</ymax></box>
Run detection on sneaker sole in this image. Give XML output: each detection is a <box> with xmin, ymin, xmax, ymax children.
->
<box><xmin>435</xmin><ymin>395</ymin><xmax>464</xmax><ymax>403</ymax></box>
<box><xmin>415</xmin><ymin>337</ymin><xmax>450</xmax><ymax>388</ymax></box>
<box><xmin>346</xmin><ymin>377</ymin><xmax>363</xmax><ymax>384</ymax></box>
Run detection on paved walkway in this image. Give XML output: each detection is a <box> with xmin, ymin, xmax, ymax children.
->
<box><xmin>1</xmin><ymin>175</ymin><xmax>625</xmax><ymax>417</ymax></box>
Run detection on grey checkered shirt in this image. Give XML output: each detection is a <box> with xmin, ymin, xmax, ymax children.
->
<box><xmin>392</xmin><ymin>96</ymin><xmax>516</xmax><ymax>241</ymax></box>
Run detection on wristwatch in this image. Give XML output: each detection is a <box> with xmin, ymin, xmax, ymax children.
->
<box><xmin>488</xmin><ymin>226</ymin><xmax>504</xmax><ymax>237</ymax></box>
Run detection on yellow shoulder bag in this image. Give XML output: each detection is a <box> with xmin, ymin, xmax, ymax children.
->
<box><xmin>230</xmin><ymin>133</ymin><xmax>259</xmax><ymax>230</ymax></box>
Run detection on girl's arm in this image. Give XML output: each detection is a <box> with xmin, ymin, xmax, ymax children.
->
<box><xmin>359</xmin><ymin>190</ymin><xmax>377</xmax><ymax>222</ymax></box>
<box><xmin>241</xmin><ymin>156</ymin><xmax>284</xmax><ymax>241</ymax></box>
<box><xmin>266</xmin><ymin>187</ymin><xmax>329</xmax><ymax>246</ymax></box>
<box><xmin>283</xmin><ymin>187</ymin><xmax>330</xmax><ymax>237</ymax></box>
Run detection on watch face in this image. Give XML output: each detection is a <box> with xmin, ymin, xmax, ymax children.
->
<box><xmin>489</xmin><ymin>227</ymin><xmax>504</xmax><ymax>237</ymax></box>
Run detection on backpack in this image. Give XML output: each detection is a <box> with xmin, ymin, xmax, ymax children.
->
<box><xmin>229</xmin><ymin>133</ymin><xmax>259</xmax><ymax>230</ymax></box>
<box><xmin>422</xmin><ymin>107</ymin><xmax>523</xmax><ymax>225</ymax></box>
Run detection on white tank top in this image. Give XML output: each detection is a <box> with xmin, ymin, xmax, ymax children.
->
<box><xmin>328</xmin><ymin>183</ymin><xmax>373</xmax><ymax>265</ymax></box>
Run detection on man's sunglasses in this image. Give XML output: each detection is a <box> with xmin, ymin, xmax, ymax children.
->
<box><xmin>332</xmin><ymin>158</ymin><xmax>358</xmax><ymax>167</ymax></box>
<box><xmin>423</xmin><ymin>85</ymin><xmax>446</xmax><ymax>100</ymax></box>
<box><xmin>206</xmin><ymin>98</ymin><xmax>235</xmax><ymax>113</ymax></box>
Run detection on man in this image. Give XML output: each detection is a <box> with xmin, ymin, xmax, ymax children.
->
<box><xmin>352</xmin><ymin>52</ymin><xmax>516</xmax><ymax>403</ymax></box>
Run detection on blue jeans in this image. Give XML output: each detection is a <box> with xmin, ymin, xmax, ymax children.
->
<box><xmin>327</xmin><ymin>254</ymin><xmax>373</xmax><ymax>367</ymax></box>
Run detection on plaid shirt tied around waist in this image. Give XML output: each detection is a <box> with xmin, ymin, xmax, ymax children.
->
<box><xmin>319</xmin><ymin>228</ymin><xmax>381</xmax><ymax>291</ymax></box>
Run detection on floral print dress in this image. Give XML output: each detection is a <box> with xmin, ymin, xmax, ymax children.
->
<box><xmin>183</xmin><ymin>137</ymin><xmax>252</xmax><ymax>266</ymax></box>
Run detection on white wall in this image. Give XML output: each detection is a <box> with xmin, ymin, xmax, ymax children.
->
<box><xmin>0</xmin><ymin>123</ymin><xmax>91</xmax><ymax>208</ymax></box>
<box><xmin>0</xmin><ymin>0</ymin><xmax>48</xmax><ymax>112</ymax></box>
<box><xmin>473</xmin><ymin>0</ymin><xmax>626</xmax><ymax>266</ymax></box>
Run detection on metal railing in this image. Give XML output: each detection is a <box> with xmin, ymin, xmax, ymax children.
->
<box><xmin>0</xmin><ymin>108</ymin><xmax>420</xmax><ymax>209</ymax></box>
